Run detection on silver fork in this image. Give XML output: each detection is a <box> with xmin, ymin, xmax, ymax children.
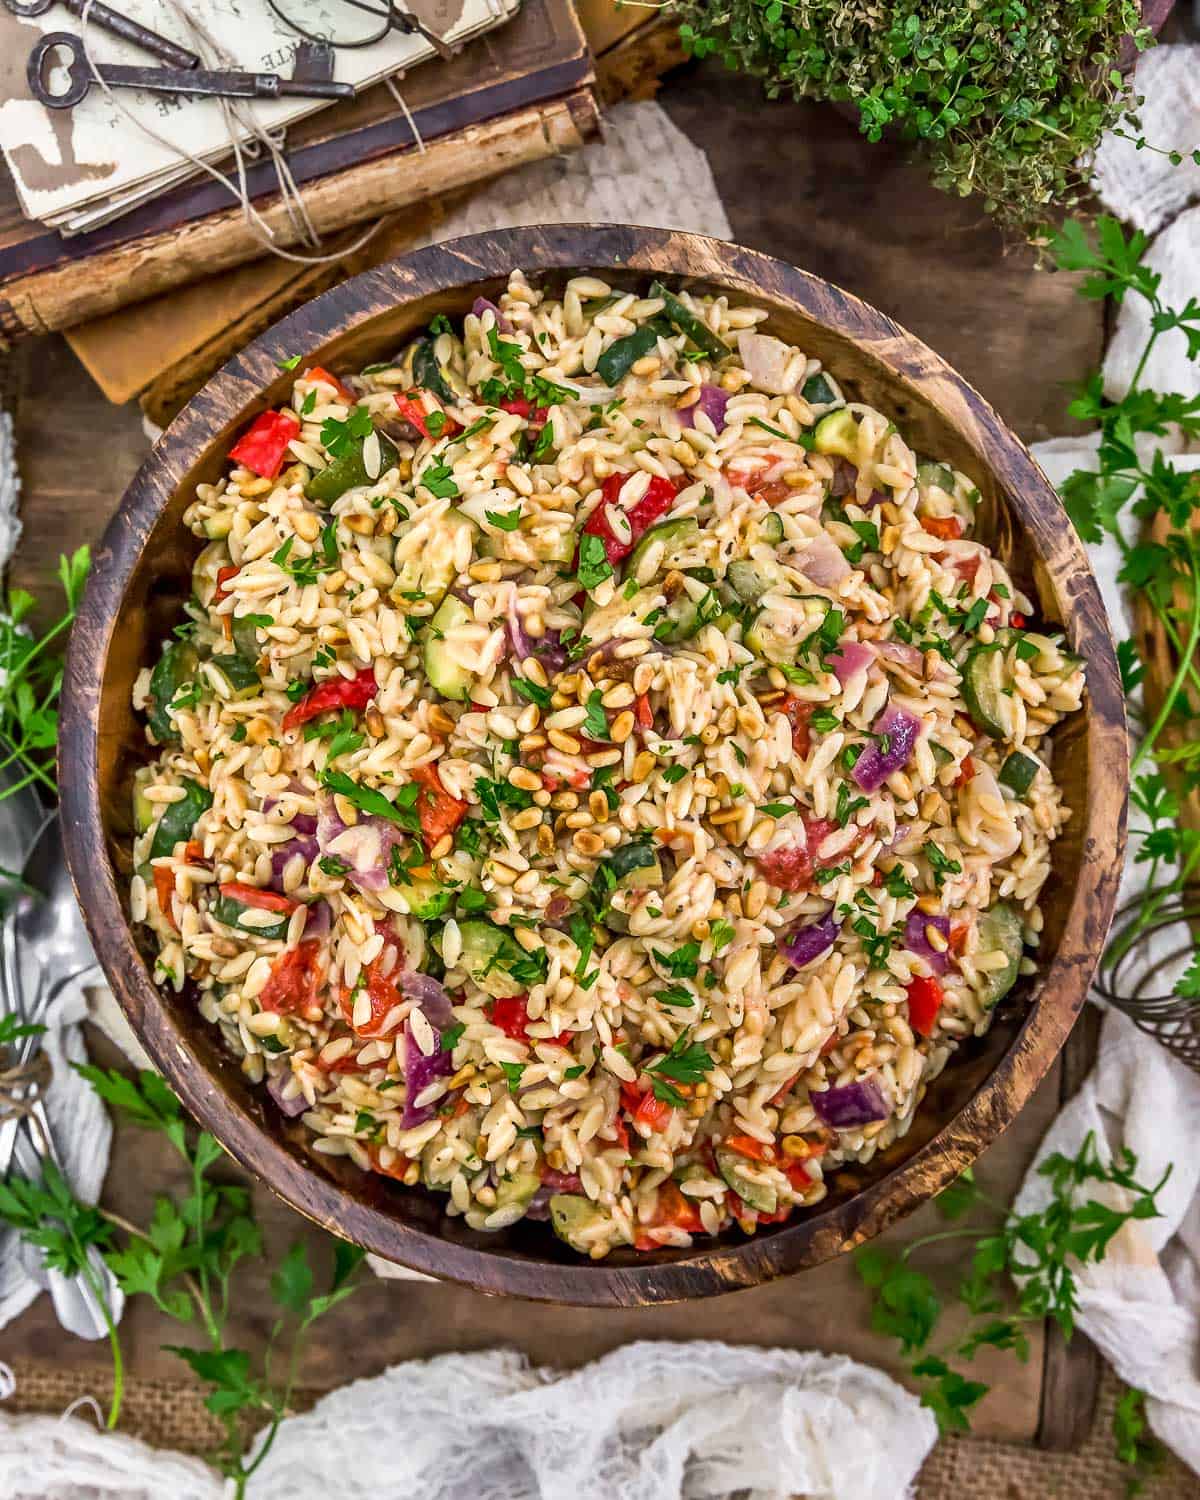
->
<box><xmin>0</xmin><ymin>905</ymin><xmax>121</xmax><ymax>1339</ymax></box>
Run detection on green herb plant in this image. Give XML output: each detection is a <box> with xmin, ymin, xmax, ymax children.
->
<box><xmin>666</xmin><ymin>2</ymin><xmax>1193</xmax><ymax>235</ymax></box>
<box><xmin>0</xmin><ymin>546</ymin><xmax>89</xmax><ymax>801</ymax></box>
<box><xmin>857</xmin><ymin>1136</ymin><xmax>1169</xmax><ymax>1436</ymax></box>
<box><xmin>1048</xmin><ymin>216</ymin><xmax>1200</xmax><ymax>991</ymax></box>
<box><xmin>0</xmin><ymin>1066</ymin><xmax>364</xmax><ymax>1497</ymax></box>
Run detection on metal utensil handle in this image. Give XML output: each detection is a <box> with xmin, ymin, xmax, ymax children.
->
<box><xmin>61</xmin><ymin>0</ymin><xmax>200</xmax><ymax>70</ymax></box>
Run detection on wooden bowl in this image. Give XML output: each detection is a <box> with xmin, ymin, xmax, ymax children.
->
<box><xmin>60</xmin><ymin>227</ymin><xmax>1127</xmax><ymax>1305</ymax></box>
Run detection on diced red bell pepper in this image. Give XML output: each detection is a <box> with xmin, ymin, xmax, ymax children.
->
<box><xmin>634</xmin><ymin>692</ymin><xmax>654</xmax><ymax>730</ymax></box>
<box><xmin>955</xmin><ymin>755</ymin><xmax>976</xmax><ymax>788</ymax></box>
<box><xmin>303</xmin><ymin>365</ymin><xmax>357</xmax><ymax>404</ymax></box>
<box><xmin>1011</xmin><ymin>612</ymin><xmax>1027</xmax><ymax>628</ymax></box>
<box><xmin>634</xmin><ymin>1182</ymin><xmax>704</xmax><ymax>1251</ymax></box>
<box><xmin>395</xmin><ymin>390</ymin><xmax>460</xmax><ymax>442</ymax></box>
<box><xmin>229</xmin><ymin>410</ymin><xmax>300</xmax><ymax>480</ymax></box>
<box><xmin>754</xmin><ymin>815</ymin><xmax>839</xmax><ymax>893</ymax></box>
<box><xmin>920</xmin><ymin>514</ymin><xmax>963</xmax><ymax>541</ymax></box>
<box><xmin>368</xmin><ymin>1143</ymin><xmax>412</xmax><ymax>1181</ymax></box>
<box><xmin>582</xmin><ymin>472</ymin><xmax>679</xmax><ymax>567</ymax></box>
<box><xmin>218</xmin><ymin>882</ymin><xmax>299</xmax><ymax>914</ymax></box>
<box><xmin>906</xmin><ymin>974</ymin><xmax>945</xmax><ymax>1038</ymax></box>
<box><xmin>183</xmin><ymin>840</ymin><xmax>208</xmax><ymax>865</ymax></box>
<box><xmin>724</xmin><ymin>1133</ymin><xmax>776</xmax><ymax>1163</ymax></box>
<box><xmin>489</xmin><ymin>994</ymin><xmax>531</xmax><ymax>1041</ymax></box>
<box><xmin>153</xmin><ymin>866</ymin><xmax>177</xmax><ymax>930</ymax></box>
<box><xmin>747</xmin><ymin>476</ymin><xmax>794</xmax><ymax>506</ymax></box>
<box><xmin>340</xmin><ymin>958</ymin><xmax>403</xmax><ymax>1038</ymax></box>
<box><xmin>633</xmin><ymin>1089</ymin><xmax>672</xmax><ymax>1134</ymax></box>
<box><xmin>282</xmin><ymin>667</ymin><xmax>378</xmax><ymax>733</ymax></box>
<box><xmin>781</xmin><ymin>698</ymin><xmax>813</xmax><ymax>757</ymax></box>
<box><xmin>411</xmin><ymin>762</ymin><xmax>468</xmax><ymax>846</ymax></box>
<box><xmin>500</xmin><ymin>396</ymin><xmax>549</xmax><ymax>426</ymax></box>
<box><xmin>261</xmin><ymin>940</ymin><xmax>323</xmax><ymax>1015</ymax></box>
<box><xmin>949</xmin><ymin>922</ymin><xmax>969</xmax><ymax>956</ymax></box>
<box><xmin>213</xmin><ymin>565</ymin><xmax>240</xmax><ymax>606</ymax></box>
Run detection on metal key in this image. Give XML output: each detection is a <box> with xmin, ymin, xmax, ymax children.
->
<box><xmin>5</xmin><ymin>0</ymin><xmax>199</xmax><ymax>71</ymax></box>
<box><xmin>28</xmin><ymin>30</ymin><xmax>355</xmax><ymax>109</ymax></box>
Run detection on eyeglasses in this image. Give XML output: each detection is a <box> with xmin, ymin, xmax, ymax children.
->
<box><xmin>267</xmin><ymin>0</ymin><xmax>452</xmax><ymax>58</ymax></box>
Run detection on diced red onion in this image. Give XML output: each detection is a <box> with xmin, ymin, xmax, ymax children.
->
<box><xmin>401</xmin><ymin>1023</ymin><xmax>454</xmax><ymax>1129</ymax></box>
<box><xmin>737</xmin><ymin>331</ymin><xmax>795</xmax><ymax>394</ymax></box>
<box><xmin>301</xmin><ymin>900</ymin><xmax>331</xmax><ymax>941</ymax></box>
<box><xmin>864</xmin><ymin>490</ymin><xmax>888</xmax><ymax>509</ymax></box>
<box><xmin>263</xmin><ymin>794</ymin><xmax>318</xmax><ymax>837</ymax></box>
<box><xmin>507</xmin><ymin>591</ymin><xmax>534</xmax><ymax>660</ymax></box>
<box><xmin>796</xmin><ymin>531</ymin><xmax>851</xmax><ymax>588</ymax></box>
<box><xmin>828</xmin><ymin>639</ymin><xmax>875</xmax><ymax>684</ymax></box>
<box><xmin>683</xmin><ymin>384</ymin><xmax>729</xmax><ymax>432</ymax></box>
<box><xmin>524</xmin><ymin>1167</ymin><xmax>583</xmax><ymax>1220</ymax></box>
<box><xmin>779</xmin><ymin>910</ymin><xmax>841</xmax><ymax>969</ymax></box>
<box><xmin>811</xmin><ymin>1076</ymin><xmax>889</xmax><ymax>1129</ymax></box>
<box><xmin>876</xmin><ymin>639</ymin><xmax>924</xmax><ymax>674</ymax></box>
<box><xmin>316</xmin><ymin>797</ymin><xmax>403</xmax><ymax>894</ymax></box>
<box><xmin>851</xmin><ymin>704</ymin><xmax>922</xmax><ymax>793</ymax></box>
<box><xmin>830</xmin><ymin>459</ymin><xmax>857</xmax><ymax>498</ymax></box>
<box><xmin>398</xmin><ymin>971</ymin><xmax>454</xmax><ymax>1029</ymax></box>
<box><xmin>904</xmin><ymin>911</ymin><xmax>951</xmax><ymax>975</ymax></box>
<box><xmin>267</xmin><ymin>1071</ymin><xmax>308</xmax><ymax>1119</ymax></box>
<box><xmin>471</xmin><ymin>296</ymin><xmax>511</xmax><ymax>332</ymax></box>
<box><xmin>269</xmin><ymin>836</ymin><xmax>319</xmax><ymax>889</ymax></box>
<box><xmin>532</xmin><ymin>628</ymin><xmax>568</xmax><ymax>675</ymax></box>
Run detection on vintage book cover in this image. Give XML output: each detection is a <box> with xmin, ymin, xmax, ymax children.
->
<box><xmin>0</xmin><ymin>0</ymin><xmax>589</xmax><ymax>340</ymax></box>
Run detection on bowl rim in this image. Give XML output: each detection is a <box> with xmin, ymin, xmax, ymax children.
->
<box><xmin>60</xmin><ymin>224</ymin><xmax>1128</xmax><ymax>1305</ymax></box>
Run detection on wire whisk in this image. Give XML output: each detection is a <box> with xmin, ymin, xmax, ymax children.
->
<box><xmin>1094</xmin><ymin>887</ymin><xmax>1200</xmax><ymax>1072</ymax></box>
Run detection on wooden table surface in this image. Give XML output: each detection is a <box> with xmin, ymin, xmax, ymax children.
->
<box><xmin>5</xmin><ymin>59</ymin><xmax>1108</xmax><ymax>1450</ymax></box>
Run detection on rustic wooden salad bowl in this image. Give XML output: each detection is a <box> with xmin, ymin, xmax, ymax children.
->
<box><xmin>60</xmin><ymin>226</ymin><xmax>1127</xmax><ymax>1305</ymax></box>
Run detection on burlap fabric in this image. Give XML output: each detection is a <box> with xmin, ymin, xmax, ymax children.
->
<box><xmin>2</xmin><ymin>1357</ymin><xmax>1192</xmax><ymax>1497</ymax></box>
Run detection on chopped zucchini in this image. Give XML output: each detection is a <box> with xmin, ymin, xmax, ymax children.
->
<box><xmin>917</xmin><ymin>460</ymin><xmax>956</xmax><ymax>493</ymax></box>
<box><xmin>813</xmin><ymin>408</ymin><xmax>859</xmax><ymax>460</ymax></box>
<box><xmin>402</xmin><ymin>875</ymin><xmax>455</xmax><ymax>921</ymax></box>
<box><xmin>494</xmin><ymin>1169</ymin><xmax>542</xmax><ymax>1213</ymax></box>
<box><xmin>647</xmin><ymin>281</ymin><xmax>730</xmax><ymax>360</ymax></box>
<box><xmin>133</xmin><ymin>768</ymin><xmax>155</xmax><ymax>834</ymax></box>
<box><xmin>625</xmin><ymin>516</ymin><xmax>699</xmax><ymax>579</ymax></box>
<box><xmin>961</xmin><ymin>641</ymin><xmax>1008</xmax><ymax>739</ymax></box>
<box><xmin>146</xmin><ymin>639</ymin><xmax>199</xmax><ymax>744</ymax></box>
<box><xmin>999</xmin><ymin>751</ymin><xmax>1039</xmax><ymax>796</ymax></box>
<box><xmin>148</xmin><ymin>778</ymin><xmax>213</xmax><ymax>863</ymax></box>
<box><xmin>727</xmin><ymin>559</ymin><xmax>775</xmax><ymax>607</ymax></box>
<box><xmin>716</xmin><ymin>1146</ymin><xmax>778</xmax><ymax>1215</ymax></box>
<box><xmin>595</xmin><ymin>321</ymin><xmax>666</xmax><ymax>386</ymax></box>
<box><xmin>423</xmin><ymin>596</ymin><xmax>476</xmax><ymax>701</ymax></box>
<box><xmin>583</xmin><ymin>584</ymin><xmax>660</xmax><ymax>647</ymax></box>
<box><xmin>653</xmin><ymin>593</ymin><xmax>701</xmax><ymax>644</ymax></box>
<box><xmin>756</xmin><ymin>511</ymin><xmax>784</xmax><ymax>546</ymax></box>
<box><xmin>232</xmin><ymin>613</ymin><xmax>264</xmax><ymax>664</ymax></box>
<box><xmin>609</xmin><ymin>840</ymin><xmax>662</xmax><ymax>889</ymax></box>
<box><xmin>210</xmin><ymin>892</ymin><xmax>290</xmax><ymax>941</ymax></box>
<box><xmin>450</xmin><ymin>919</ymin><xmax>526</xmax><ymax>998</ymax></box>
<box><xmin>548</xmin><ymin>1194</ymin><xmax>606</xmax><ymax>1248</ymax></box>
<box><xmin>744</xmin><ymin>604</ymin><xmax>812</xmax><ymax>665</ymax></box>
<box><xmin>208</xmin><ymin>653</ymin><xmax>261</xmax><ymax>701</ymax></box>
<box><xmin>801</xmin><ymin>373</ymin><xmax>838</xmax><ymax>406</ymax></box>
<box><xmin>976</xmin><ymin>902</ymin><xmax>1024</xmax><ymax>1009</ymax></box>
<box><xmin>202</xmin><ymin>512</ymin><xmax>233</xmax><ymax>540</ymax></box>
<box><xmin>305</xmin><ymin>428</ymin><xmax>399</xmax><ymax>506</ymax></box>
<box><xmin>391</xmin><ymin>511</ymin><xmax>475</xmax><ymax>610</ymax></box>
<box><xmin>412</xmin><ymin>338</ymin><xmax>455</xmax><ymax>404</ymax></box>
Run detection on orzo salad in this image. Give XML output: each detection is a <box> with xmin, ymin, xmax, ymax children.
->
<box><xmin>132</xmin><ymin>274</ymin><xmax>1084</xmax><ymax>1258</ymax></box>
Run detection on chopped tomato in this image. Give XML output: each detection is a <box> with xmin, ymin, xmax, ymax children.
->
<box><xmin>755</xmin><ymin>1203</ymin><xmax>795</xmax><ymax>1224</ymax></box>
<box><xmin>183</xmin><ymin>840</ymin><xmax>208</xmax><ymax>865</ymax></box>
<box><xmin>282</xmin><ymin>666</ymin><xmax>378</xmax><ymax>733</ymax></box>
<box><xmin>633</xmin><ymin>1089</ymin><xmax>672</xmax><ymax>1134</ymax></box>
<box><xmin>218</xmin><ymin>882</ymin><xmax>298</xmax><ymax>914</ymax></box>
<box><xmin>906</xmin><ymin>974</ymin><xmax>945</xmax><ymax>1038</ymax></box>
<box><xmin>724</xmin><ymin>1133</ymin><xmax>776</xmax><ymax>1163</ymax></box>
<box><xmin>949</xmin><ymin>922</ymin><xmax>969</xmax><ymax>956</ymax></box>
<box><xmin>489</xmin><ymin>995</ymin><xmax>531</xmax><ymax>1041</ymax></box>
<box><xmin>955</xmin><ymin>755</ymin><xmax>976</xmax><ymax>787</ymax></box>
<box><xmin>153</xmin><ymin>866</ymin><xmax>177</xmax><ymax>930</ymax></box>
<box><xmin>633</xmin><ymin>1181</ymin><xmax>704</xmax><ymax>1249</ymax></box>
<box><xmin>411</xmin><ymin>762</ymin><xmax>468</xmax><ymax>846</ymax></box>
<box><xmin>340</xmin><ymin>958</ymin><xmax>403</xmax><ymax>1038</ymax></box>
<box><xmin>368</xmin><ymin>1143</ymin><xmax>412</xmax><ymax>1182</ymax></box>
<box><xmin>754</xmin><ymin>815</ymin><xmax>839</xmax><ymax>893</ymax></box>
<box><xmin>581</xmin><ymin>472</ymin><xmax>679</xmax><ymax>567</ymax></box>
<box><xmin>303</xmin><ymin>365</ymin><xmax>356</xmax><ymax>404</ymax></box>
<box><xmin>781</xmin><ymin>697</ymin><xmax>813</xmax><ymax>757</ymax></box>
<box><xmin>1010</xmin><ymin>612</ymin><xmax>1027</xmax><ymax>628</ymax></box>
<box><xmin>394</xmin><ymin>390</ymin><xmax>459</xmax><ymax>442</ymax></box>
<box><xmin>612</xmin><ymin>1116</ymin><xmax>631</xmax><ymax>1154</ymax></box>
<box><xmin>920</xmin><ymin>514</ymin><xmax>963</xmax><ymax>541</ymax></box>
<box><xmin>748</xmin><ymin>477</ymin><xmax>794</xmax><ymax>506</ymax></box>
<box><xmin>261</xmin><ymin>940</ymin><xmax>323</xmax><ymax>1015</ymax></box>
<box><xmin>228</xmin><ymin>410</ymin><xmax>299</xmax><ymax>480</ymax></box>
<box><xmin>634</xmin><ymin>692</ymin><xmax>654</xmax><ymax>730</ymax></box>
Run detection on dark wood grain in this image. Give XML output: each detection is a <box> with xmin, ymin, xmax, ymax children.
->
<box><xmin>58</xmin><ymin>226</ymin><xmax>1129</xmax><ymax>1306</ymax></box>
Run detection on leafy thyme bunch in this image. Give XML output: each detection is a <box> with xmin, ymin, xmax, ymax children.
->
<box><xmin>670</xmin><ymin>0</ymin><xmax>1153</xmax><ymax>233</ymax></box>
<box><xmin>0</xmin><ymin>1058</ymin><xmax>364</xmax><ymax>1499</ymax></box>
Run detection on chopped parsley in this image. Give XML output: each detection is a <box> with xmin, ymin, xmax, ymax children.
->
<box><xmin>582</xmin><ymin>690</ymin><xmax>609</xmax><ymax>742</ymax></box>
<box><xmin>646</xmin><ymin>1031</ymin><xmax>715</xmax><ymax>1107</ymax></box>
<box><xmin>835</xmin><ymin>782</ymin><xmax>869</xmax><ymax>827</ymax></box>
<box><xmin>512</xmin><ymin>676</ymin><xmax>553</xmax><ymax>709</ymax></box>
<box><xmin>709</xmin><ymin>920</ymin><xmax>735</xmax><ymax>952</ymax></box>
<box><xmin>320</xmin><ymin>769</ymin><xmax>421</xmax><ymax>832</ymax></box>
<box><xmin>654</xmin><ymin>941</ymin><xmax>701</xmax><ymax>980</ymax></box>
<box><xmin>577</xmin><ymin>532</ymin><xmax>613</xmax><ymax>591</ymax></box>
<box><xmin>486</xmin><ymin>507</ymin><xmax>523</xmax><ymax>531</ymax></box>
<box><xmin>661</xmin><ymin>764</ymin><xmax>688</xmax><ymax>784</ymax></box>
<box><xmin>319</xmin><ymin>404</ymin><xmax>373</xmax><ymax>459</ymax></box>
<box><xmin>927</xmin><ymin>844</ymin><xmax>963</xmax><ymax>890</ymax></box>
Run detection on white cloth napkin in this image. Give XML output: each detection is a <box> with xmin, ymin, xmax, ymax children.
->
<box><xmin>1012</xmin><ymin>42</ymin><xmax>1200</xmax><ymax>1475</ymax></box>
<box><xmin>0</xmin><ymin>1343</ymin><xmax>937</xmax><ymax>1500</ymax></box>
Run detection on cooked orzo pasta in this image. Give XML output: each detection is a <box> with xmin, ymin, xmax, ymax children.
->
<box><xmin>131</xmin><ymin>274</ymin><xmax>1084</xmax><ymax>1258</ymax></box>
